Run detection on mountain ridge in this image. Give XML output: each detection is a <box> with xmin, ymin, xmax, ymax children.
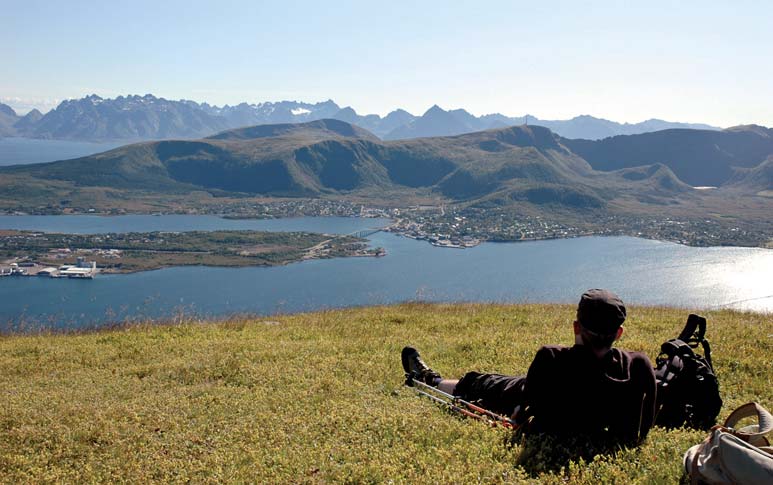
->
<box><xmin>5</xmin><ymin>120</ymin><xmax>771</xmax><ymax>214</ymax></box>
<box><xmin>0</xmin><ymin>103</ymin><xmax>19</xmax><ymax>136</ymax></box>
<box><xmin>0</xmin><ymin>122</ymin><xmax>611</xmax><ymax>204</ymax></box>
<box><xmin>1</xmin><ymin>94</ymin><xmax>726</xmax><ymax>142</ymax></box>
<box><xmin>2</xmin><ymin>119</ymin><xmax>772</xmax><ymax>249</ymax></box>
<box><xmin>562</xmin><ymin>125</ymin><xmax>773</xmax><ymax>186</ymax></box>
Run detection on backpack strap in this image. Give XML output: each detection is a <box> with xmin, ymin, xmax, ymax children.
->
<box><xmin>660</xmin><ymin>338</ymin><xmax>693</xmax><ymax>357</ymax></box>
<box><xmin>723</xmin><ymin>402</ymin><xmax>773</xmax><ymax>440</ymax></box>
<box><xmin>678</xmin><ymin>314</ymin><xmax>707</xmax><ymax>345</ymax></box>
<box><xmin>671</xmin><ymin>313</ymin><xmax>715</xmax><ymax>369</ymax></box>
<box><xmin>699</xmin><ymin>338</ymin><xmax>714</xmax><ymax>370</ymax></box>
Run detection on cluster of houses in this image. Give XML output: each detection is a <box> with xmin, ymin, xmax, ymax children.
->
<box><xmin>0</xmin><ymin>257</ymin><xmax>98</xmax><ymax>279</ymax></box>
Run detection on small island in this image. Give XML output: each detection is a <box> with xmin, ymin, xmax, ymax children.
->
<box><xmin>0</xmin><ymin>230</ymin><xmax>385</xmax><ymax>276</ymax></box>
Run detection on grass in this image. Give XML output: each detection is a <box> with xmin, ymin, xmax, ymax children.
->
<box><xmin>0</xmin><ymin>303</ymin><xmax>770</xmax><ymax>483</ymax></box>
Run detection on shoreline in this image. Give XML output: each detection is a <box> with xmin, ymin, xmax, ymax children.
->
<box><xmin>1</xmin><ymin>211</ymin><xmax>771</xmax><ymax>250</ymax></box>
<box><xmin>383</xmin><ymin>222</ymin><xmax>773</xmax><ymax>250</ymax></box>
<box><xmin>0</xmin><ymin>229</ymin><xmax>386</xmax><ymax>278</ymax></box>
<box><xmin>2</xmin><ymin>209</ymin><xmax>771</xmax><ymax>249</ymax></box>
<box><xmin>0</xmin><ymin>247</ymin><xmax>386</xmax><ymax>277</ymax></box>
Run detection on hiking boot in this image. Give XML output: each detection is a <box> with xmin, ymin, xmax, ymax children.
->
<box><xmin>402</xmin><ymin>346</ymin><xmax>441</xmax><ymax>387</ymax></box>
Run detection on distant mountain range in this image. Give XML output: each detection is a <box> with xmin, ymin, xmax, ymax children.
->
<box><xmin>0</xmin><ymin>103</ymin><xmax>42</xmax><ymax>137</ymax></box>
<box><xmin>2</xmin><ymin>120</ymin><xmax>770</xmax><ymax>217</ymax></box>
<box><xmin>0</xmin><ymin>94</ymin><xmax>721</xmax><ymax>142</ymax></box>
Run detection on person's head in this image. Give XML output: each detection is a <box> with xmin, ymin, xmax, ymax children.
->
<box><xmin>573</xmin><ymin>289</ymin><xmax>626</xmax><ymax>354</ymax></box>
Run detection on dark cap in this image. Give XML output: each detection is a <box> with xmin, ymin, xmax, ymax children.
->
<box><xmin>577</xmin><ymin>289</ymin><xmax>626</xmax><ymax>335</ymax></box>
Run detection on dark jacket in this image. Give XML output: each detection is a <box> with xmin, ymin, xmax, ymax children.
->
<box><xmin>525</xmin><ymin>344</ymin><xmax>656</xmax><ymax>444</ymax></box>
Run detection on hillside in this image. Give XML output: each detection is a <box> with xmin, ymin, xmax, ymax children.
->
<box><xmin>1</xmin><ymin>303</ymin><xmax>769</xmax><ymax>483</ymax></box>
<box><xmin>2</xmin><ymin>120</ymin><xmax>772</xmax><ymax>249</ymax></box>
<box><xmin>562</xmin><ymin>126</ymin><xmax>773</xmax><ymax>186</ymax></box>
<box><xmin>206</xmin><ymin>118</ymin><xmax>380</xmax><ymax>142</ymax></box>
<box><xmin>726</xmin><ymin>156</ymin><xmax>773</xmax><ymax>194</ymax></box>
<box><xmin>4</xmin><ymin>119</ymin><xmax>773</xmax><ymax>224</ymax></box>
<box><xmin>0</xmin><ymin>122</ymin><xmax>620</xmax><ymax>206</ymax></box>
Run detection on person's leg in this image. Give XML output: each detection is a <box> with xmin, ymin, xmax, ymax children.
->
<box><xmin>402</xmin><ymin>347</ymin><xmax>525</xmax><ymax>417</ymax></box>
<box><xmin>437</xmin><ymin>379</ymin><xmax>458</xmax><ymax>395</ymax></box>
<box><xmin>401</xmin><ymin>347</ymin><xmax>441</xmax><ymax>386</ymax></box>
<box><xmin>453</xmin><ymin>372</ymin><xmax>527</xmax><ymax>417</ymax></box>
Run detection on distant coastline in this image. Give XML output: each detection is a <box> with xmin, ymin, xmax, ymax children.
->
<box><xmin>1</xmin><ymin>218</ymin><xmax>771</xmax><ymax>327</ymax></box>
<box><xmin>0</xmin><ymin>229</ymin><xmax>385</xmax><ymax>277</ymax></box>
<box><xmin>2</xmin><ymin>209</ymin><xmax>771</xmax><ymax>250</ymax></box>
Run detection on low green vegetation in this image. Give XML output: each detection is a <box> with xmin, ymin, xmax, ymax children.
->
<box><xmin>1</xmin><ymin>303</ymin><xmax>770</xmax><ymax>483</ymax></box>
<box><xmin>0</xmin><ymin>230</ymin><xmax>376</xmax><ymax>273</ymax></box>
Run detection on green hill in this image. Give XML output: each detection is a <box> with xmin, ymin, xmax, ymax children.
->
<box><xmin>726</xmin><ymin>156</ymin><xmax>773</xmax><ymax>195</ymax></box>
<box><xmin>0</xmin><ymin>122</ymin><xmax>616</xmax><ymax>207</ymax></box>
<box><xmin>614</xmin><ymin>164</ymin><xmax>693</xmax><ymax>193</ymax></box>
<box><xmin>2</xmin><ymin>120</ymin><xmax>773</xmax><ymax>228</ymax></box>
<box><xmin>1</xmin><ymin>303</ymin><xmax>770</xmax><ymax>483</ymax></box>
<box><xmin>562</xmin><ymin>125</ymin><xmax>773</xmax><ymax>187</ymax></box>
<box><xmin>206</xmin><ymin>118</ymin><xmax>380</xmax><ymax>142</ymax></box>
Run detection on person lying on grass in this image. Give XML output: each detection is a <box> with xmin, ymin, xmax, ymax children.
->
<box><xmin>403</xmin><ymin>289</ymin><xmax>657</xmax><ymax>445</ymax></box>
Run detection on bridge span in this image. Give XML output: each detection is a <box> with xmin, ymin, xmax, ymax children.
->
<box><xmin>349</xmin><ymin>228</ymin><xmax>382</xmax><ymax>238</ymax></box>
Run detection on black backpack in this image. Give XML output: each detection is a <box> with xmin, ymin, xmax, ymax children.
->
<box><xmin>654</xmin><ymin>314</ymin><xmax>722</xmax><ymax>430</ymax></box>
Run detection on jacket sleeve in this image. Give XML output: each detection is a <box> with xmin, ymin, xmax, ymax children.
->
<box><xmin>631</xmin><ymin>354</ymin><xmax>657</xmax><ymax>443</ymax></box>
<box><xmin>523</xmin><ymin>346</ymin><xmax>555</xmax><ymax>424</ymax></box>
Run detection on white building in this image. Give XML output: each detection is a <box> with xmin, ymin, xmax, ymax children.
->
<box><xmin>59</xmin><ymin>260</ymin><xmax>98</xmax><ymax>278</ymax></box>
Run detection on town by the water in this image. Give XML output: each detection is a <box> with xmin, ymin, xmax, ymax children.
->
<box><xmin>2</xmin><ymin>195</ymin><xmax>769</xmax><ymax>282</ymax></box>
<box><xmin>1</xmin><ymin>256</ymin><xmax>98</xmax><ymax>279</ymax></box>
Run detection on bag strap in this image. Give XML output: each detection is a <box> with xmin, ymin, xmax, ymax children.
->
<box><xmin>699</xmin><ymin>338</ymin><xmax>714</xmax><ymax>370</ymax></box>
<box><xmin>723</xmin><ymin>402</ymin><xmax>773</xmax><ymax>439</ymax></box>
<box><xmin>670</xmin><ymin>313</ymin><xmax>715</xmax><ymax>369</ymax></box>
<box><xmin>678</xmin><ymin>314</ymin><xmax>706</xmax><ymax>345</ymax></box>
<box><xmin>659</xmin><ymin>338</ymin><xmax>693</xmax><ymax>358</ymax></box>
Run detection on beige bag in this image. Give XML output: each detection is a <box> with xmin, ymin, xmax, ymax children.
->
<box><xmin>684</xmin><ymin>402</ymin><xmax>773</xmax><ymax>484</ymax></box>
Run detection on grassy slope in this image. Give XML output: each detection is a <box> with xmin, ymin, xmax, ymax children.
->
<box><xmin>0</xmin><ymin>303</ymin><xmax>770</xmax><ymax>483</ymax></box>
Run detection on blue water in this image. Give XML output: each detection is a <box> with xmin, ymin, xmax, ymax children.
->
<box><xmin>0</xmin><ymin>215</ymin><xmax>771</xmax><ymax>329</ymax></box>
<box><xmin>0</xmin><ymin>214</ymin><xmax>388</xmax><ymax>235</ymax></box>
<box><xmin>0</xmin><ymin>138</ymin><xmax>123</xmax><ymax>166</ymax></box>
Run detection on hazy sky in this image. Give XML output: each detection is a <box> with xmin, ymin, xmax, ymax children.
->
<box><xmin>3</xmin><ymin>0</ymin><xmax>772</xmax><ymax>126</ymax></box>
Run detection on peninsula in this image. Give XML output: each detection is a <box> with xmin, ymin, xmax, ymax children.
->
<box><xmin>0</xmin><ymin>230</ymin><xmax>384</xmax><ymax>275</ymax></box>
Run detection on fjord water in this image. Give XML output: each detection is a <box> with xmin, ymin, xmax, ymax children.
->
<box><xmin>0</xmin><ymin>138</ymin><xmax>123</xmax><ymax>166</ymax></box>
<box><xmin>0</xmin><ymin>215</ymin><xmax>771</xmax><ymax>329</ymax></box>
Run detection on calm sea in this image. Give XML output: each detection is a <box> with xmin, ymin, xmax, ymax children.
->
<box><xmin>0</xmin><ymin>138</ymin><xmax>124</xmax><ymax>166</ymax></box>
<box><xmin>0</xmin><ymin>215</ymin><xmax>771</xmax><ymax>329</ymax></box>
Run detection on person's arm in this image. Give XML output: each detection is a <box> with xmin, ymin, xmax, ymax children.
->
<box><xmin>631</xmin><ymin>354</ymin><xmax>657</xmax><ymax>443</ymax></box>
<box><xmin>522</xmin><ymin>346</ymin><xmax>555</xmax><ymax>426</ymax></box>
<box><xmin>639</xmin><ymin>357</ymin><xmax>657</xmax><ymax>440</ymax></box>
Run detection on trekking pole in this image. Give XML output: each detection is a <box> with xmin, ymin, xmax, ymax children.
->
<box><xmin>408</xmin><ymin>378</ymin><xmax>518</xmax><ymax>429</ymax></box>
<box><xmin>412</xmin><ymin>386</ymin><xmax>492</xmax><ymax>423</ymax></box>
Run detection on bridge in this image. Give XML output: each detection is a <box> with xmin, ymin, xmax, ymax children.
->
<box><xmin>349</xmin><ymin>229</ymin><xmax>382</xmax><ymax>238</ymax></box>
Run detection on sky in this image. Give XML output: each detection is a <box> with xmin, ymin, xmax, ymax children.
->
<box><xmin>3</xmin><ymin>0</ymin><xmax>772</xmax><ymax>127</ymax></box>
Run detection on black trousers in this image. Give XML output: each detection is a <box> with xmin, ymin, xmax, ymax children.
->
<box><xmin>453</xmin><ymin>372</ymin><xmax>527</xmax><ymax>417</ymax></box>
